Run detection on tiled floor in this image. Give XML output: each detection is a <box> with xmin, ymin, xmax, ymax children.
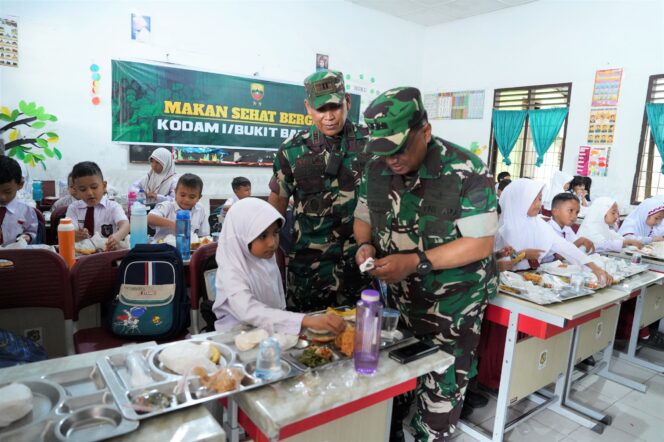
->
<box><xmin>439</xmin><ymin>355</ymin><xmax>664</xmax><ymax>442</ymax></box>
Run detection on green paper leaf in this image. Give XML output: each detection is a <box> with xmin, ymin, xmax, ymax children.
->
<box><xmin>49</xmin><ymin>115</ymin><xmax>58</xmax><ymax>122</ymax></box>
<box><xmin>8</xmin><ymin>147</ymin><xmax>19</xmax><ymax>157</ymax></box>
<box><xmin>45</xmin><ymin>132</ymin><xmax>58</xmax><ymax>138</ymax></box>
<box><xmin>31</xmin><ymin>121</ymin><xmax>46</xmax><ymax>129</ymax></box>
<box><xmin>19</xmin><ymin>100</ymin><xmax>29</xmax><ymax>113</ymax></box>
<box><xmin>35</xmin><ymin>138</ymin><xmax>48</xmax><ymax>148</ymax></box>
<box><xmin>15</xmin><ymin>148</ymin><xmax>25</xmax><ymax>160</ymax></box>
<box><xmin>0</xmin><ymin>114</ymin><xmax>10</xmax><ymax>121</ymax></box>
<box><xmin>53</xmin><ymin>147</ymin><xmax>62</xmax><ymax>160</ymax></box>
<box><xmin>40</xmin><ymin>161</ymin><xmax>47</xmax><ymax>170</ymax></box>
<box><xmin>33</xmin><ymin>153</ymin><xmax>45</xmax><ymax>161</ymax></box>
<box><xmin>43</xmin><ymin>146</ymin><xmax>54</xmax><ymax>157</ymax></box>
<box><xmin>10</xmin><ymin>109</ymin><xmax>20</xmax><ymax>121</ymax></box>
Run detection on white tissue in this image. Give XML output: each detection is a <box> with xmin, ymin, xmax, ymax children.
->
<box><xmin>360</xmin><ymin>257</ymin><xmax>375</xmax><ymax>273</ymax></box>
<box><xmin>234</xmin><ymin>329</ymin><xmax>269</xmax><ymax>351</ymax></box>
<box><xmin>0</xmin><ymin>383</ymin><xmax>33</xmax><ymax>428</ymax></box>
<box><xmin>158</xmin><ymin>341</ymin><xmax>218</xmax><ymax>374</ymax></box>
<box><xmin>273</xmin><ymin>332</ymin><xmax>299</xmax><ymax>351</ymax></box>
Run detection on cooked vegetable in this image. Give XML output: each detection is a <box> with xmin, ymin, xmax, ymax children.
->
<box><xmin>298</xmin><ymin>346</ymin><xmax>333</xmax><ymax>368</ymax></box>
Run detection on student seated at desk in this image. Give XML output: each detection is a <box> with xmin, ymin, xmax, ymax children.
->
<box><xmin>212</xmin><ymin>197</ymin><xmax>345</xmax><ymax>335</ymax></box>
<box><xmin>66</xmin><ymin>161</ymin><xmax>129</xmax><ymax>251</ymax></box>
<box><xmin>618</xmin><ymin>197</ymin><xmax>664</xmax><ymax>244</ymax></box>
<box><xmin>147</xmin><ymin>173</ymin><xmax>209</xmax><ymax>240</ymax></box>
<box><xmin>577</xmin><ymin>196</ymin><xmax>643</xmax><ymax>252</ymax></box>
<box><xmin>0</xmin><ymin>155</ymin><xmax>38</xmax><ymax>245</ymax></box>
<box><xmin>51</xmin><ymin>173</ymin><xmax>78</xmax><ymax>212</ymax></box>
<box><xmin>131</xmin><ymin>147</ymin><xmax>177</xmax><ymax>203</ymax></box>
<box><xmin>219</xmin><ymin>176</ymin><xmax>252</xmax><ymax>222</ymax></box>
<box><xmin>545</xmin><ymin>192</ymin><xmax>595</xmax><ymax>255</ymax></box>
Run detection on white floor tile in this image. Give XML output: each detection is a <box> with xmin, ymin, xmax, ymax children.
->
<box><xmin>635</xmin><ymin>345</ymin><xmax>664</xmax><ymax>366</ymax></box>
<box><xmin>621</xmin><ymin>375</ymin><xmax>664</xmax><ymax>416</ymax></box>
<box><xmin>571</xmin><ymin>375</ymin><xmax>632</xmax><ymax>403</ymax></box>
<box><xmin>567</xmin><ymin>425</ymin><xmax>646</xmax><ymax>442</ymax></box>
<box><xmin>533</xmin><ymin>409</ymin><xmax>581</xmax><ymax>436</ymax></box>
<box><xmin>505</xmin><ymin>420</ymin><xmax>566</xmax><ymax>442</ymax></box>
<box><xmin>568</xmin><ymin>388</ymin><xmax>615</xmax><ymax>412</ymax></box>
<box><xmin>606</xmin><ymin>356</ymin><xmax>657</xmax><ymax>384</ymax></box>
<box><xmin>604</xmin><ymin>402</ymin><xmax>664</xmax><ymax>442</ymax></box>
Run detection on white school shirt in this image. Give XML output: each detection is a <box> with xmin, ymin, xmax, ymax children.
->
<box><xmin>0</xmin><ymin>197</ymin><xmax>39</xmax><ymax>245</ymax></box>
<box><xmin>130</xmin><ymin>177</ymin><xmax>176</xmax><ymax>203</ymax></box>
<box><xmin>51</xmin><ymin>194</ymin><xmax>76</xmax><ymax>212</ymax></box>
<box><xmin>547</xmin><ymin>219</ymin><xmax>578</xmax><ymax>242</ymax></box>
<box><xmin>65</xmin><ymin>196</ymin><xmax>128</xmax><ymax>237</ymax></box>
<box><xmin>149</xmin><ymin>200</ymin><xmax>209</xmax><ymax>240</ymax></box>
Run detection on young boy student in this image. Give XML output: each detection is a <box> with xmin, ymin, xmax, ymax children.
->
<box><xmin>220</xmin><ymin>176</ymin><xmax>251</xmax><ymax>221</ymax></box>
<box><xmin>546</xmin><ymin>192</ymin><xmax>595</xmax><ymax>254</ymax></box>
<box><xmin>0</xmin><ymin>155</ymin><xmax>39</xmax><ymax>245</ymax></box>
<box><xmin>65</xmin><ymin>161</ymin><xmax>129</xmax><ymax>250</ymax></box>
<box><xmin>147</xmin><ymin>173</ymin><xmax>209</xmax><ymax>240</ymax></box>
<box><xmin>51</xmin><ymin>172</ymin><xmax>78</xmax><ymax>212</ymax></box>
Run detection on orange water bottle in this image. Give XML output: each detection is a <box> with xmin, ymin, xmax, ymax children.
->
<box><xmin>58</xmin><ymin>217</ymin><xmax>76</xmax><ymax>268</ymax></box>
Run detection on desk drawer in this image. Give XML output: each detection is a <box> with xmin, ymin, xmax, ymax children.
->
<box><xmin>640</xmin><ymin>284</ymin><xmax>664</xmax><ymax>328</ymax></box>
<box><xmin>574</xmin><ymin>305</ymin><xmax>619</xmax><ymax>364</ymax></box>
<box><xmin>508</xmin><ymin>329</ymin><xmax>572</xmax><ymax>404</ymax></box>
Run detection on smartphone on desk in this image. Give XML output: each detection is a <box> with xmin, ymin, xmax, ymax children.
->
<box><xmin>389</xmin><ymin>340</ymin><xmax>439</xmax><ymax>364</ymax></box>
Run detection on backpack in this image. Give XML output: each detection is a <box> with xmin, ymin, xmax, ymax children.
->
<box><xmin>198</xmin><ymin>253</ymin><xmax>219</xmax><ymax>333</ymax></box>
<box><xmin>0</xmin><ymin>329</ymin><xmax>48</xmax><ymax>368</ymax></box>
<box><xmin>106</xmin><ymin>244</ymin><xmax>190</xmax><ymax>340</ymax></box>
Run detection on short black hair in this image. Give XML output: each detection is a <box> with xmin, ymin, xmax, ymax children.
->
<box><xmin>177</xmin><ymin>173</ymin><xmax>203</xmax><ymax>193</ymax></box>
<box><xmin>232</xmin><ymin>176</ymin><xmax>251</xmax><ymax>190</ymax></box>
<box><xmin>71</xmin><ymin>161</ymin><xmax>104</xmax><ymax>181</ymax></box>
<box><xmin>0</xmin><ymin>155</ymin><xmax>22</xmax><ymax>185</ymax></box>
<box><xmin>569</xmin><ymin>176</ymin><xmax>586</xmax><ymax>189</ymax></box>
<box><xmin>497</xmin><ymin>179</ymin><xmax>512</xmax><ymax>192</ymax></box>
<box><xmin>552</xmin><ymin>192</ymin><xmax>579</xmax><ymax>209</ymax></box>
<box><xmin>497</xmin><ymin>171</ymin><xmax>511</xmax><ymax>181</ymax></box>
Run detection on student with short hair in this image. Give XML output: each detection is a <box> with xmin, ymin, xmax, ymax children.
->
<box><xmin>51</xmin><ymin>172</ymin><xmax>78</xmax><ymax>211</ymax></box>
<box><xmin>147</xmin><ymin>173</ymin><xmax>209</xmax><ymax>240</ymax></box>
<box><xmin>65</xmin><ymin>161</ymin><xmax>129</xmax><ymax>250</ymax></box>
<box><xmin>495</xmin><ymin>171</ymin><xmax>511</xmax><ymax>191</ymax></box>
<box><xmin>568</xmin><ymin>175</ymin><xmax>589</xmax><ymax>207</ymax></box>
<box><xmin>219</xmin><ymin>176</ymin><xmax>252</xmax><ymax>221</ymax></box>
<box><xmin>546</xmin><ymin>192</ymin><xmax>595</xmax><ymax>253</ymax></box>
<box><xmin>0</xmin><ymin>155</ymin><xmax>39</xmax><ymax>245</ymax></box>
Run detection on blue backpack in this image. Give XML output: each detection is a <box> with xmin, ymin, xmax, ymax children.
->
<box><xmin>107</xmin><ymin>244</ymin><xmax>190</xmax><ymax>340</ymax></box>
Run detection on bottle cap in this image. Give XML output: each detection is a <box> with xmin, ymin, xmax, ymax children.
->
<box><xmin>60</xmin><ymin>217</ymin><xmax>72</xmax><ymax>225</ymax></box>
<box><xmin>128</xmin><ymin>191</ymin><xmax>136</xmax><ymax>198</ymax></box>
<box><xmin>176</xmin><ymin>210</ymin><xmax>191</xmax><ymax>220</ymax></box>
<box><xmin>361</xmin><ymin>289</ymin><xmax>380</xmax><ymax>302</ymax></box>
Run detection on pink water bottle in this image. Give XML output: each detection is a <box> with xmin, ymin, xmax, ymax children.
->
<box><xmin>354</xmin><ymin>289</ymin><xmax>383</xmax><ymax>375</ymax></box>
<box><xmin>127</xmin><ymin>191</ymin><xmax>136</xmax><ymax>219</ymax></box>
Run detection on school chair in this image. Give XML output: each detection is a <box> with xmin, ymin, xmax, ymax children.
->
<box><xmin>48</xmin><ymin>205</ymin><xmax>69</xmax><ymax>245</ymax></box>
<box><xmin>0</xmin><ymin>249</ymin><xmax>74</xmax><ymax>355</ymax></box>
<box><xmin>70</xmin><ymin>249</ymin><xmax>132</xmax><ymax>354</ymax></box>
<box><xmin>189</xmin><ymin>242</ymin><xmax>218</xmax><ymax>333</ymax></box>
<box><xmin>33</xmin><ymin>208</ymin><xmax>46</xmax><ymax>245</ymax></box>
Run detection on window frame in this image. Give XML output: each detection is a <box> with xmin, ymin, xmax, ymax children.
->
<box><xmin>487</xmin><ymin>82</ymin><xmax>572</xmax><ymax>179</ymax></box>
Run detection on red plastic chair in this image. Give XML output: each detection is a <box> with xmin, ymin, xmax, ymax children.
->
<box><xmin>33</xmin><ymin>208</ymin><xmax>46</xmax><ymax>245</ymax></box>
<box><xmin>70</xmin><ymin>249</ymin><xmax>132</xmax><ymax>354</ymax></box>
<box><xmin>189</xmin><ymin>242</ymin><xmax>218</xmax><ymax>333</ymax></box>
<box><xmin>0</xmin><ymin>249</ymin><xmax>74</xmax><ymax>354</ymax></box>
<box><xmin>48</xmin><ymin>205</ymin><xmax>69</xmax><ymax>245</ymax></box>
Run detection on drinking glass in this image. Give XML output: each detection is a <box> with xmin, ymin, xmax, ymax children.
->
<box><xmin>255</xmin><ymin>337</ymin><xmax>283</xmax><ymax>380</ymax></box>
<box><xmin>381</xmin><ymin>308</ymin><xmax>400</xmax><ymax>340</ymax></box>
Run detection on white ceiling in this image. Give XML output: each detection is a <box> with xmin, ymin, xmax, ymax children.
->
<box><xmin>347</xmin><ymin>0</ymin><xmax>538</xmax><ymax>26</ymax></box>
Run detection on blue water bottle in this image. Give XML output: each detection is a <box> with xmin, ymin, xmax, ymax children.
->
<box><xmin>354</xmin><ymin>289</ymin><xmax>383</xmax><ymax>375</ymax></box>
<box><xmin>129</xmin><ymin>202</ymin><xmax>148</xmax><ymax>248</ymax></box>
<box><xmin>32</xmin><ymin>181</ymin><xmax>43</xmax><ymax>203</ymax></box>
<box><xmin>176</xmin><ymin>210</ymin><xmax>191</xmax><ymax>260</ymax></box>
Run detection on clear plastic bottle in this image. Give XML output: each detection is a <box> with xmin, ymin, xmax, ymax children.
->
<box><xmin>127</xmin><ymin>191</ymin><xmax>137</xmax><ymax>219</ymax></box>
<box><xmin>176</xmin><ymin>210</ymin><xmax>191</xmax><ymax>260</ymax></box>
<box><xmin>353</xmin><ymin>289</ymin><xmax>383</xmax><ymax>375</ymax></box>
<box><xmin>129</xmin><ymin>202</ymin><xmax>148</xmax><ymax>248</ymax></box>
<box><xmin>57</xmin><ymin>217</ymin><xmax>76</xmax><ymax>268</ymax></box>
<box><xmin>136</xmin><ymin>188</ymin><xmax>147</xmax><ymax>205</ymax></box>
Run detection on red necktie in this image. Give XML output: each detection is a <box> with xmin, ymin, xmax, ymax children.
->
<box><xmin>562</xmin><ymin>231</ymin><xmax>566</xmax><ymax>239</ymax></box>
<box><xmin>528</xmin><ymin>259</ymin><xmax>540</xmax><ymax>269</ymax></box>
<box><xmin>84</xmin><ymin>206</ymin><xmax>95</xmax><ymax>234</ymax></box>
<box><xmin>0</xmin><ymin>206</ymin><xmax>6</xmax><ymax>243</ymax></box>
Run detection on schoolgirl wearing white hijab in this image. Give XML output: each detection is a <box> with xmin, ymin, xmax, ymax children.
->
<box><xmin>542</xmin><ymin>171</ymin><xmax>573</xmax><ymax>211</ymax></box>
<box><xmin>496</xmin><ymin>179</ymin><xmax>611</xmax><ymax>283</ymax></box>
<box><xmin>577</xmin><ymin>197</ymin><xmax>644</xmax><ymax>252</ymax></box>
<box><xmin>212</xmin><ymin>197</ymin><xmax>345</xmax><ymax>334</ymax></box>
<box><xmin>617</xmin><ymin>197</ymin><xmax>664</xmax><ymax>244</ymax></box>
<box><xmin>131</xmin><ymin>148</ymin><xmax>177</xmax><ymax>203</ymax></box>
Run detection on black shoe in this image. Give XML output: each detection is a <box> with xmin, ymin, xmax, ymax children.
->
<box><xmin>582</xmin><ymin>356</ymin><xmax>596</xmax><ymax>367</ymax></box>
<box><xmin>464</xmin><ymin>389</ymin><xmax>488</xmax><ymax>409</ymax></box>
<box><xmin>641</xmin><ymin>331</ymin><xmax>664</xmax><ymax>351</ymax></box>
<box><xmin>477</xmin><ymin>382</ymin><xmax>499</xmax><ymax>397</ymax></box>
<box><xmin>460</xmin><ymin>403</ymin><xmax>473</xmax><ymax>420</ymax></box>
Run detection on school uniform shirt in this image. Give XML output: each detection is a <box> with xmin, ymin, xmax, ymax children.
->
<box><xmin>149</xmin><ymin>200</ymin><xmax>209</xmax><ymax>240</ymax></box>
<box><xmin>547</xmin><ymin>219</ymin><xmax>578</xmax><ymax>242</ymax></box>
<box><xmin>218</xmin><ymin>195</ymin><xmax>238</xmax><ymax>222</ymax></box>
<box><xmin>0</xmin><ymin>197</ymin><xmax>39</xmax><ymax>245</ymax></box>
<box><xmin>618</xmin><ymin>197</ymin><xmax>664</xmax><ymax>244</ymax></box>
<box><xmin>51</xmin><ymin>194</ymin><xmax>76</xmax><ymax>212</ymax></box>
<box><xmin>65</xmin><ymin>196</ymin><xmax>128</xmax><ymax>238</ymax></box>
<box><xmin>577</xmin><ymin>197</ymin><xmax>624</xmax><ymax>253</ymax></box>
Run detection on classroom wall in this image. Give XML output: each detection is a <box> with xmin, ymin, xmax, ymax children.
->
<box><xmin>421</xmin><ymin>0</ymin><xmax>664</xmax><ymax>208</ymax></box>
<box><xmin>0</xmin><ymin>0</ymin><xmax>424</xmax><ymax>202</ymax></box>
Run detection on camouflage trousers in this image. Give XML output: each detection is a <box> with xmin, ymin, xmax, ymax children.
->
<box><xmin>392</xmin><ymin>290</ymin><xmax>489</xmax><ymax>442</ymax></box>
<box><xmin>286</xmin><ymin>257</ymin><xmax>369</xmax><ymax>312</ymax></box>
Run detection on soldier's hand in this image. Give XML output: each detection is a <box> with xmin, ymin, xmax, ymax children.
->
<box><xmin>302</xmin><ymin>313</ymin><xmax>346</xmax><ymax>334</ymax></box>
<box><xmin>355</xmin><ymin>243</ymin><xmax>376</xmax><ymax>267</ymax></box>
<box><xmin>372</xmin><ymin>253</ymin><xmax>419</xmax><ymax>284</ymax></box>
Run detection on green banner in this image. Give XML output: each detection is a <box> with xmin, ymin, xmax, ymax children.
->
<box><xmin>112</xmin><ymin>60</ymin><xmax>360</xmax><ymax>149</ymax></box>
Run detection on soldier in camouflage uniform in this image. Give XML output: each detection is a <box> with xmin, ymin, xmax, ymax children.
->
<box><xmin>268</xmin><ymin>70</ymin><xmax>371</xmax><ymax>313</ymax></box>
<box><xmin>354</xmin><ymin>87</ymin><xmax>498</xmax><ymax>441</ymax></box>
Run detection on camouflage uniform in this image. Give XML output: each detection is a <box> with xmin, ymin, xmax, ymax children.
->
<box><xmin>355</xmin><ymin>87</ymin><xmax>498</xmax><ymax>441</ymax></box>
<box><xmin>269</xmin><ymin>70</ymin><xmax>371</xmax><ymax>312</ymax></box>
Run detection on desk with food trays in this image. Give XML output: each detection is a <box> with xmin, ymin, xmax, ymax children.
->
<box><xmin>458</xmin><ymin>270</ymin><xmax>664</xmax><ymax>442</ymax></box>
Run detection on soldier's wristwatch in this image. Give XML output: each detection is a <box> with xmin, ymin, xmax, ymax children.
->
<box><xmin>416</xmin><ymin>250</ymin><xmax>433</xmax><ymax>275</ymax></box>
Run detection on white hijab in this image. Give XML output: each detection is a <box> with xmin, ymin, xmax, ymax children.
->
<box><xmin>543</xmin><ymin>171</ymin><xmax>573</xmax><ymax>210</ymax></box>
<box><xmin>214</xmin><ymin>197</ymin><xmax>285</xmax><ymax>311</ymax></box>
<box><xmin>577</xmin><ymin>197</ymin><xmax>622</xmax><ymax>244</ymax></box>
<box><xmin>497</xmin><ymin>178</ymin><xmax>554</xmax><ymax>256</ymax></box>
<box><xmin>139</xmin><ymin>148</ymin><xmax>176</xmax><ymax>195</ymax></box>
<box><xmin>618</xmin><ymin>197</ymin><xmax>664</xmax><ymax>238</ymax></box>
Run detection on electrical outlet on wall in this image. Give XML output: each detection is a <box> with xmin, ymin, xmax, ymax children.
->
<box><xmin>24</xmin><ymin>328</ymin><xmax>44</xmax><ymax>346</ymax></box>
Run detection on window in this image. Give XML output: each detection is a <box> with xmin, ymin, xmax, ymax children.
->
<box><xmin>632</xmin><ymin>74</ymin><xmax>664</xmax><ymax>203</ymax></box>
<box><xmin>488</xmin><ymin>83</ymin><xmax>572</xmax><ymax>183</ymax></box>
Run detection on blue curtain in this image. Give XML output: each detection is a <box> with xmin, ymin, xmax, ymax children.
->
<box><xmin>646</xmin><ymin>103</ymin><xmax>664</xmax><ymax>173</ymax></box>
<box><xmin>528</xmin><ymin>108</ymin><xmax>568</xmax><ymax>167</ymax></box>
<box><xmin>492</xmin><ymin>110</ymin><xmax>527</xmax><ymax>165</ymax></box>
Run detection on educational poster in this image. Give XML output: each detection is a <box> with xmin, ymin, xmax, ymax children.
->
<box><xmin>343</xmin><ymin>72</ymin><xmax>380</xmax><ymax>122</ymax></box>
<box><xmin>586</xmin><ymin>108</ymin><xmax>616</xmax><ymax>145</ymax></box>
<box><xmin>0</xmin><ymin>17</ymin><xmax>19</xmax><ymax>68</ymax></box>
<box><xmin>577</xmin><ymin>145</ymin><xmax>610</xmax><ymax>177</ymax></box>
<box><xmin>577</xmin><ymin>145</ymin><xmax>590</xmax><ymax>176</ymax></box>
<box><xmin>423</xmin><ymin>90</ymin><xmax>484</xmax><ymax>120</ymax></box>
<box><xmin>591</xmin><ymin>69</ymin><xmax>622</xmax><ymax>107</ymax></box>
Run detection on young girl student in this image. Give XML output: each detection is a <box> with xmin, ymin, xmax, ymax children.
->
<box><xmin>212</xmin><ymin>197</ymin><xmax>346</xmax><ymax>335</ymax></box>
<box><xmin>618</xmin><ymin>197</ymin><xmax>664</xmax><ymax>244</ymax></box>
<box><xmin>577</xmin><ymin>197</ymin><xmax>644</xmax><ymax>252</ymax></box>
<box><xmin>131</xmin><ymin>148</ymin><xmax>177</xmax><ymax>203</ymax></box>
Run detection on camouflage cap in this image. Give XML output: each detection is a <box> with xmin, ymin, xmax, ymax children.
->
<box><xmin>364</xmin><ymin>87</ymin><xmax>427</xmax><ymax>156</ymax></box>
<box><xmin>304</xmin><ymin>70</ymin><xmax>346</xmax><ymax>110</ymax></box>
